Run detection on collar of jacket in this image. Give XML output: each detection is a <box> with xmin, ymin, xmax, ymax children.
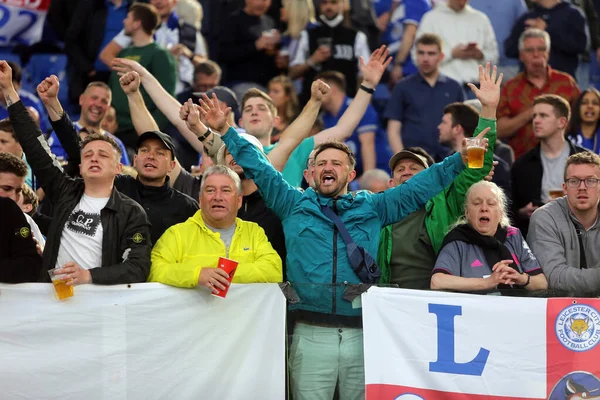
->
<box><xmin>531</xmin><ymin>141</ymin><xmax>582</xmax><ymax>161</ymax></box>
<box><xmin>135</xmin><ymin>176</ymin><xmax>171</xmax><ymax>195</ymax></box>
<box><xmin>192</xmin><ymin>209</ymin><xmax>241</xmax><ymax>232</ymax></box>
<box><xmin>307</xmin><ymin>188</ymin><xmax>358</xmax><ymax>210</ymax></box>
<box><xmin>105</xmin><ymin>186</ymin><xmax>123</xmax><ymax>212</ymax></box>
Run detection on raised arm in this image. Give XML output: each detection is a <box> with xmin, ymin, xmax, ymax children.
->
<box><xmin>267</xmin><ymin>80</ymin><xmax>329</xmax><ymax>171</ymax></box>
<box><xmin>194</xmin><ymin>94</ymin><xmax>303</xmax><ymax>220</ymax></box>
<box><xmin>313</xmin><ymin>45</ymin><xmax>391</xmax><ymax>146</ymax></box>
<box><xmin>111</xmin><ymin>58</ymin><xmax>218</xmax><ymax>155</ymax></box>
<box><xmin>0</xmin><ymin>62</ymin><xmax>71</xmax><ymax>204</ymax></box>
<box><xmin>120</xmin><ymin>71</ymin><xmax>160</xmax><ymax>133</ymax></box>
<box><xmin>38</xmin><ymin>75</ymin><xmax>82</xmax><ymax>166</ymax></box>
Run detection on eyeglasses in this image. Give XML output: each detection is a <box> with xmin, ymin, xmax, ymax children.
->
<box><xmin>565</xmin><ymin>177</ymin><xmax>600</xmax><ymax>188</ymax></box>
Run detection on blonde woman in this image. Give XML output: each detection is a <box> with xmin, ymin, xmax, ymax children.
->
<box><xmin>268</xmin><ymin>75</ymin><xmax>300</xmax><ymax>141</ymax></box>
<box><xmin>431</xmin><ymin>181</ymin><xmax>548</xmax><ymax>294</ymax></box>
<box><xmin>280</xmin><ymin>0</ymin><xmax>317</xmax><ymax>60</ymax></box>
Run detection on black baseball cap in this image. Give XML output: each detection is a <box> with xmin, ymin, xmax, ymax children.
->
<box><xmin>137</xmin><ymin>131</ymin><xmax>176</xmax><ymax>156</ymax></box>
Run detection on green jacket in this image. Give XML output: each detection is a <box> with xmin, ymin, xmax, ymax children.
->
<box><xmin>377</xmin><ymin>117</ymin><xmax>497</xmax><ymax>283</ymax></box>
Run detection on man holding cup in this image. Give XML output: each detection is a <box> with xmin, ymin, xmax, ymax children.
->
<box><xmin>149</xmin><ymin>165</ymin><xmax>282</xmax><ymax>292</ymax></box>
<box><xmin>0</xmin><ymin>61</ymin><xmax>152</xmax><ymax>286</ymax></box>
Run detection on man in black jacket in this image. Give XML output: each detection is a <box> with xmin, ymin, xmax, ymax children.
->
<box><xmin>0</xmin><ymin>60</ymin><xmax>152</xmax><ymax>285</ymax></box>
<box><xmin>37</xmin><ymin>74</ymin><xmax>199</xmax><ymax>244</ymax></box>
<box><xmin>0</xmin><ymin>153</ymin><xmax>42</xmax><ymax>283</ymax></box>
<box><xmin>512</xmin><ymin>94</ymin><xmax>588</xmax><ymax>236</ymax></box>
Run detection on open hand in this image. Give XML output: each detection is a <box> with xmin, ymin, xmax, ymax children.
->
<box><xmin>360</xmin><ymin>45</ymin><xmax>392</xmax><ymax>88</ymax></box>
<box><xmin>198</xmin><ymin>93</ymin><xmax>231</xmax><ymax>133</ymax></box>
<box><xmin>467</xmin><ymin>63</ymin><xmax>503</xmax><ymax>110</ymax></box>
<box><xmin>111</xmin><ymin>57</ymin><xmax>148</xmax><ymax>78</ymax></box>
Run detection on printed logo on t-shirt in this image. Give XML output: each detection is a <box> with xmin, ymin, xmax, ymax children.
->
<box><xmin>66</xmin><ymin>210</ymin><xmax>101</xmax><ymax>237</ymax></box>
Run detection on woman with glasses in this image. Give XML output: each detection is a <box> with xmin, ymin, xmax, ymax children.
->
<box><xmin>567</xmin><ymin>88</ymin><xmax>600</xmax><ymax>155</ymax></box>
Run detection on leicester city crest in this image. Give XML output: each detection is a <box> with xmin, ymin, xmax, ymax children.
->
<box><xmin>555</xmin><ymin>304</ymin><xmax>600</xmax><ymax>352</ymax></box>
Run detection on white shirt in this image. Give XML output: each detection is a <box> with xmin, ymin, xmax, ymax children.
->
<box><xmin>414</xmin><ymin>3</ymin><xmax>498</xmax><ymax>84</ymax></box>
<box><xmin>113</xmin><ymin>22</ymin><xmax>207</xmax><ymax>90</ymax></box>
<box><xmin>55</xmin><ymin>194</ymin><xmax>109</xmax><ymax>270</ymax></box>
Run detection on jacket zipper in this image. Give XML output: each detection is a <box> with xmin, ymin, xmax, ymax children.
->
<box><xmin>332</xmin><ymin>200</ymin><xmax>338</xmax><ymax>314</ymax></box>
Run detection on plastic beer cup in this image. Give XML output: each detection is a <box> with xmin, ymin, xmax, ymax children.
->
<box><xmin>466</xmin><ymin>138</ymin><xmax>485</xmax><ymax>169</ymax></box>
<box><xmin>48</xmin><ymin>267</ymin><xmax>74</xmax><ymax>301</ymax></box>
<box><xmin>211</xmin><ymin>257</ymin><xmax>238</xmax><ymax>299</ymax></box>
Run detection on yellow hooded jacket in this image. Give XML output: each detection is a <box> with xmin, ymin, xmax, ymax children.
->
<box><xmin>149</xmin><ymin>210</ymin><xmax>283</xmax><ymax>287</ymax></box>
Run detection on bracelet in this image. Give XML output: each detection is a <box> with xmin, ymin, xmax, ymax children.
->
<box><xmin>197</xmin><ymin>127</ymin><xmax>212</xmax><ymax>142</ymax></box>
<box><xmin>521</xmin><ymin>273</ymin><xmax>531</xmax><ymax>288</ymax></box>
<box><xmin>359</xmin><ymin>84</ymin><xmax>375</xmax><ymax>94</ymax></box>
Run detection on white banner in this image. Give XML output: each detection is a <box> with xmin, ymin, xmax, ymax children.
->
<box><xmin>362</xmin><ymin>288</ymin><xmax>600</xmax><ymax>400</ymax></box>
<box><xmin>0</xmin><ymin>283</ymin><xmax>286</xmax><ymax>400</ymax></box>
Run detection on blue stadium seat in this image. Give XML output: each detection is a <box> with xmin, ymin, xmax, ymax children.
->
<box><xmin>0</xmin><ymin>50</ymin><xmax>21</xmax><ymax>67</ymax></box>
<box><xmin>23</xmin><ymin>53</ymin><xmax>70</xmax><ymax>111</ymax></box>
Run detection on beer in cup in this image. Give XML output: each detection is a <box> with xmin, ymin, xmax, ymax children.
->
<box><xmin>549</xmin><ymin>188</ymin><xmax>564</xmax><ymax>200</ymax></box>
<box><xmin>48</xmin><ymin>267</ymin><xmax>74</xmax><ymax>301</ymax></box>
<box><xmin>466</xmin><ymin>137</ymin><xmax>485</xmax><ymax>169</ymax></box>
<box><xmin>212</xmin><ymin>257</ymin><xmax>238</xmax><ymax>299</ymax></box>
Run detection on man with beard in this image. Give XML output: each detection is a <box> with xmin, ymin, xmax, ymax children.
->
<box><xmin>528</xmin><ymin>152</ymin><xmax>600</xmax><ymax>294</ymax></box>
<box><xmin>39</xmin><ymin>73</ymin><xmax>198</xmax><ymax>244</ymax></box>
<box><xmin>385</xmin><ymin>33</ymin><xmax>464</xmax><ymax>161</ymax></box>
<box><xmin>289</xmin><ymin>0</ymin><xmax>371</xmax><ymax>102</ymax></box>
<box><xmin>189</xmin><ymin>46</ymin><xmax>477</xmax><ymax>399</ymax></box>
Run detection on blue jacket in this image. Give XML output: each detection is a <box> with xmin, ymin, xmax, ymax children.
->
<box><xmin>221</xmin><ymin>127</ymin><xmax>464</xmax><ymax>316</ymax></box>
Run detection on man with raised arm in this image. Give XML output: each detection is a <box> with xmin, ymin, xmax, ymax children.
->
<box><xmin>38</xmin><ymin>73</ymin><xmax>198</xmax><ymax>244</ymax></box>
<box><xmin>379</xmin><ymin>63</ymin><xmax>501</xmax><ymax>288</ymax></box>
<box><xmin>0</xmin><ymin>61</ymin><xmax>151</xmax><ymax>285</ymax></box>
<box><xmin>181</xmin><ymin>50</ymin><xmax>484</xmax><ymax>400</ymax></box>
<box><xmin>112</xmin><ymin>45</ymin><xmax>393</xmax><ymax>188</ymax></box>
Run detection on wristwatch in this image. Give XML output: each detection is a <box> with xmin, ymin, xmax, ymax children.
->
<box><xmin>197</xmin><ymin>126</ymin><xmax>212</xmax><ymax>142</ymax></box>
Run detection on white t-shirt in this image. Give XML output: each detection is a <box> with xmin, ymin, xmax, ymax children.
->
<box><xmin>55</xmin><ymin>194</ymin><xmax>110</xmax><ymax>270</ymax></box>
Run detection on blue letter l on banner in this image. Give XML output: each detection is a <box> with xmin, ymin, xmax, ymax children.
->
<box><xmin>428</xmin><ymin>303</ymin><xmax>489</xmax><ymax>376</ymax></box>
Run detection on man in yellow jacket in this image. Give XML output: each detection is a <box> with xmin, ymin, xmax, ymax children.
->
<box><xmin>149</xmin><ymin>165</ymin><xmax>282</xmax><ymax>292</ymax></box>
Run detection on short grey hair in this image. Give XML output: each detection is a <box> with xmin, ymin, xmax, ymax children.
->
<box><xmin>359</xmin><ymin>169</ymin><xmax>390</xmax><ymax>191</ymax></box>
<box><xmin>200</xmin><ymin>165</ymin><xmax>242</xmax><ymax>194</ymax></box>
<box><xmin>451</xmin><ymin>181</ymin><xmax>511</xmax><ymax>231</ymax></box>
<box><xmin>518</xmin><ymin>28</ymin><xmax>551</xmax><ymax>52</ymax></box>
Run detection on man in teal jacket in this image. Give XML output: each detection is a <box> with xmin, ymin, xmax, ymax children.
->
<box><xmin>185</xmin><ymin>51</ymin><xmax>489</xmax><ymax>400</ymax></box>
<box><xmin>378</xmin><ymin>63</ymin><xmax>503</xmax><ymax>288</ymax></box>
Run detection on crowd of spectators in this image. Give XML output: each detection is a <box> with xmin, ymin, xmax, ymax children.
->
<box><xmin>2</xmin><ymin>0</ymin><xmax>600</xmax><ymax>399</ymax></box>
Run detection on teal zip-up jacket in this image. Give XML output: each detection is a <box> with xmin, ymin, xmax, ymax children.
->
<box><xmin>221</xmin><ymin>126</ymin><xmax>465</xmax><ymax>316</ymax></box>
<box><xmin>377</xmin><ymin>117</ymin><xmax>497</xmax><ymax>283</ymax></box>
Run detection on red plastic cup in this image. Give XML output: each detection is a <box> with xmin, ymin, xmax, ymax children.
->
<box><xmin>212</xmin><ymin>257</ymin><xmax>238</xmax><ymax>298</ymax></box>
